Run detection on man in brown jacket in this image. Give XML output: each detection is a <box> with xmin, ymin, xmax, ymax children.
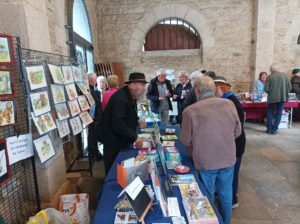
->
<box><xmin>180</xmin><ymin>76</ymin><xmax>241</xmax><ymax>224</ymax></box>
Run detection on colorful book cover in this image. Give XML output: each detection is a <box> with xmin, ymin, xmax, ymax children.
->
<box><xmin>169</xmin><ymin>174</ymin><xmax>196</xmax><ymax>186</ymax></box>
<box><xmin>179</xmin><ymin>182</ymin><xmax>203</xmax><ymax>199</ymax></box>
<box><xmin>162</xmin><ymin>141</ymin><xmax>175</xmax><ymax>147</ymax></box>
<box><xmin>166</xmin><ymin>152</ymin><xmax>182</xmax><ymax>161</ymax></box>
<box><xmin>161</xmin><ymin>135</ymin><xmax>178</xmax><ymax>141</ymax></box>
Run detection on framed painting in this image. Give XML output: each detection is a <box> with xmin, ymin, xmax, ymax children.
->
<box><xmin>0</xmin><ymin>140</ymin><xmax>10</xmax><ymax>186</ymax></box>
<box><xmin>51</xmin><ymin>84</ymin><xmax>66</xmax><ymax>104</ymax></box>
<box><xmin>79</xmin><ymin>111</ymin><xmax>93</xmax><ymax>126</ymax></box>
<box><xmin>55</xmin><ymin>102</ymin><xmax>70</xmax><ymax>121</ymax></box>
<box><xmin>56</xmin><ymin>119</ymin><xmax>70</xmax><ymax>138</ymax></box>
<box><xmin>72</xmin><ymin>66</ymin><xmax>83</xmax><ymax>82</ymax></box>
<box><xmin>68</xmin><ymin>99</ymin><xmax>81</xmax><ymax>117</ymax></box>
<box><xmin>0</xmin><ymin>100</ymin><xmax>15</xmax><ymax>127</ymax></box>
<box><xmin>77</xmin><ymin>95</ymin><xmax>90</xmax><ymax>111</ymax></box>
<box><xmin>48</xmin><ymin>64</ymin><xmax>65</xmax><ymax>84</ymax></box>
<box><xmin>0</xmin><ymin>34</ymin><xmax>16</xmax><ymax>65</ymax></box>
<box><xmin>62</xmin><ymin>66</ymin><xmax>74</xmax><ymax>84</ymax></box>
<box><xmin>32</xmin><ymin>112</ymin><xmax>57</xmax><ymax>135</ymax></box>
<box><xmin>76</xmin><ymin>82</ymin><xmax>89</xmax><ymax>95</ymax></box>
<box><xmin>65</xmin><ymin>83</ymin><xmax>78</xmax><ymax>100</ymax></box>
<box><xmin>0</xmin><ymin>69</ymin><xmax>14</xmax><ymax>97</ymax></box>
<box><xmin>69</xmin><ymin>116</ymin><xmax>83</xmax><ymax>135</ymax></box>
<box><xmin>25</xmin><ymin>65</ymin><xmax>47</xmax><ymax>90</ymax></box>
<box><xmin>33</xmin><ymin>134</ymin><xmax>56</xmax><ymax>164</ymax></box>
<box><xmin>30</xmin><ymin>91</ymin><xmax>51</xmax><ymax>116</ymax></box>
<box><xmin>85</xmin><ymin>93</ymin><xmax>95</xmax><ymax>106</ymax></box>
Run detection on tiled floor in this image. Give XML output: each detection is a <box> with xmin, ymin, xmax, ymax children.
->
<box><xmin>81</xmin><ymin>121</ymin><xmax>300</xmax><ymax>223</ymax></box>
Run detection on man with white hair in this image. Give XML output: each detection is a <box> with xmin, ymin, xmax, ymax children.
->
<box><xmin>146</xmin><ymin>69</ymin><xmax>174</xmax><ymax>125</ymax></box>
<box><xmin>264</xmin><ymin>63</ymin><xmax>291</xmax><ymax>134</ymax></box>
<box><xmin>182</xmin><ymin>70</ymin><xmax>203</xmax><ymax>109</ymax></box>
<box><xmin>180</xmin><ymin>76</ymin><xmax>241</xmax><ymax>224</ymax></box>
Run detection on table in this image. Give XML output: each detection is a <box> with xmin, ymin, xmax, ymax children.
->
<box><xmin>241</xmin><ymin>101</ymin><xmax>299</xmax><ymax>128</ymax></box>
<box><xmin>93</xmin><ymin>126</ymin><xmax>223</xmax><ymax>224</ymax></box>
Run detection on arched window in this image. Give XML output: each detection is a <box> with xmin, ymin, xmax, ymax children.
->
<box><xmin>143</xmin><ymin>18</ymin><xmax>201</xmax><ymax>51</ymax></box>
<box><xmin>67</xmin><ymin>0</ymin><xmax>94</xmax><ymax>72</ymax></box>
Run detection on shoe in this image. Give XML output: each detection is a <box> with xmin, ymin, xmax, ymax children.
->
<box><xmin>265</xmin><ymin>130</ymin><xmax>272</xmax><ymax>134</ymax></box>
<box><xmin>271</xmin><ymin>130</ymin><xmax>277</xmax><ymax>135</ymax></box>
<box><xmin>232</xmin><ymin>203</ymin><xmax>239</xmax><ymax>208</ymax></box>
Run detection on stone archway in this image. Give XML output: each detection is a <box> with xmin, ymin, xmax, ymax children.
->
<box><xmin>129</xmin><ymin>3</ymin><xmax>215</xmax><ymax>64</ymax></box>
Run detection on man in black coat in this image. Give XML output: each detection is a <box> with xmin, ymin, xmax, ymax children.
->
<box><xmin>98</xmin><ymin>72</ymin><xmax>148</xmax><ymax>175</ymax></box>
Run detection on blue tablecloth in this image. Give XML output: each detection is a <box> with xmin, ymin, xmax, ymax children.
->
<box><xmin>93</xmin><ymin>126</ymin><xmax>223</xmax><ymax>224</ymax></box>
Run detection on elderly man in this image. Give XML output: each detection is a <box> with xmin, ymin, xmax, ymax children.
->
<box><xmin>98</xmin><ymin>72</ymin><xmax>148</xmax><ymax>175</ymax></box>
<box><xmin>180</xmin><ymin>76</ymin><xmax>241</xmax><ymax>224</ymax></box>
<box><xmin>264</xmin><ymin>64</ymin><xmax>292</xmax><ymax>134</ymax></box>
<box><xmin>182</xmin><ymin>70</ymin><xmax>203</xmax><ymax>109</ymax></box>
<box><xmin>146</xmin><ymin>69</ymin><xmax>174</xmax><ymax>125</ymax></box>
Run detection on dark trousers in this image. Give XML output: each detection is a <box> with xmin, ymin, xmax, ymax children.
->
<box><xmin>266</xmin><ymin>102</ymin><xmax>284</xmax><ymax>132</ymax></box>
<box><xmin>88</xmin><ymin>123</ymin><xmax>99</xmax><ymax>162</ymax></box>
<box><xmin>103</xmin><ymin>146</ymin><xmax>119</xmax><ymax>176</ymax></box>
<box><xmin>232</xmin><ymin>156</ymin><xmax>242</xmax><ymax>204</ymax></box>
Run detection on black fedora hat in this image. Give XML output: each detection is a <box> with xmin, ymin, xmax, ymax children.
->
<box><xmin>124</xmin><ymin>72</ymin><xmax>148</xmax><ymax>84</ymax></box>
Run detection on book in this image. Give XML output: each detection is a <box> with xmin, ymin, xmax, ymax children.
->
<box><xmin>166</xmin><ymin>160</ymin><xmax>182</xmax><ymax>169</ymax></box>
<box><xmin>179</xmin><ymin>183</ymin><xmax>203</xmax><ymax>199</ymax></box>
<box><xmin>169</xmin><ymin>174</ymin><xmax>196</xmax><ymax>186</ymax></box>
<box><xmin>164</xmin><ymin>146</ymin><xmax>178</xmax><ymax>153</ymax></box>
<box><xmin>114</xmin><ymin>211</ymin><xmax>137</xmax><ymax>224</ymax></box>
<box><xmin>161</xmin><ymin>135</ymin><xmax>178</xmax><ymax>141</ymax></box>
<box><xmin>166</xmin><ymin>152</ymin><xmax>182</xmax><ymax>161</ymax></box>
<box><xmin>162</xmin><ymin>141</ymin><xmax>175</xmax><ymax>147</ymax></box>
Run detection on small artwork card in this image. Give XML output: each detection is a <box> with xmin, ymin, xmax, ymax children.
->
<box><xmin>0</xmin><ymin>140</ymin><xmax>10</xmax><ymax>185</ymax></box>
<box><xmin>72</xmin><ymin>66</ymin><xmax>83</xmax><ymax>82</ymax></box>
<box><xmin>68</xmin><ymin>99</ymin><xmax>81</xmax><ymax>117</ymax></box>
<box><xmin>79</xmin><ymin>111</ymin><xmax>93</xmax><ymax>126</ymax></box>
<box><xmin>69</xmin><ymin>116</ymin><xmax>83</xmax><ymax>135</ymax></box>
<box><xmin>0</xmin><ymin>34</ymin><xmax>15</xmax><ymax>65</ymax></box>
<box><xmin>56</xmin><ymin>119</ymin><xmax>70</xmax><ymax>138</ymax></box>
<box><xmin>48</xmin><ymin>64</ymin><xmax>65</xmax><ymax>84</ymax></box>
<box><xmin>77</xmin><ymin>95</ymin><xmax>90</xmax><ymax>111</ymax></box>
<box><xmin>25</xmin><ymin>65</ymin><xmax>47</xmax><ymax>90</ymax></box>
<box><xmin>162</xmin><ymin>141</ymin><xmax>175</xmax><ymax>147</ymax></box>
<box><xmin>30</xmin><ymin>91</ymin><xmax>51</xmax><ymax>116</ymax></box>
<box><xmin>33</xmin><ymin>134</ymin><xmax>56</xmax><ymax>164</ymax></box>
<box><xmin>55</xmin><ymin>103</ymin><xmax>70</xmax><ymax>121</ymax></box>
<box><xmin>0</xmin><ymin>69</ymin><xmax>13</xmax><ymax>96</ymax></box>
<box><xmin>85</xmin><ymin>93</ymin><xmax>95</xmax><ymax>106</ymax></box>
<box><xmin>31</xmin><ymin>112</ymin><xmax>57</xmax><ymax>135</ymax></box>
<box><xmin>0</xmin><ymin>101</ymin><xmax>15</xmax><ymax>126</ymax></box>
<box><xmin>62</xmin><ymin>66</ymin><xmax>74</xmax><ymax>84</ymax></box>
<box><xmin>76</xmin><ymin>82</ymin><xmax>89</xmax><ymax>94</ymax></box>
<box><xmin>114</xmin><ymin>211</ymin><xmax>138</xmax><ymax>224</ymax></box>
<box><xmin>51</xmin><ymin>84</ymin><xmax>66</xmax><ymax>104</ymax></box>
<box><xmin>65</xmin><ymin>83</ymin><xmax>78</xmax><ymax>100</ymax></box>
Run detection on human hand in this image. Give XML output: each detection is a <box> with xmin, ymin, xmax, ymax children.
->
<box><xmin>173</xmin><ymin>95</ymin><xmax>178</xmax><ymax>99</ymax></box>
<box><xmin>139</xmin><ymin>119</ymin><xmax>146</xmax><ymax>128</ymax></box>
<box><xmin>135</xmin><ymin>137</ymin><xmax>144</xmax><ymax>148</ymax></box>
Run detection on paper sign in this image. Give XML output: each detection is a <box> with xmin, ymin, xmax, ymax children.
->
<box><xmin>123</xmin><ymin>157</ymin><xmax>135</xmax><ymax>168</ymax></box>
<box><xmin>6</xmin><ymin>134</ymin><xmax>34</xmax><ymax>165</ymax></box>
<box><xmin>167</xmin><ymin>197</ymin><xmax>181</xmax><ymax>217</ymax></box>
<box><xmin>125</xmin><ymin>176</ymin><xmax>144</xmax><ymax>200</ymax></box>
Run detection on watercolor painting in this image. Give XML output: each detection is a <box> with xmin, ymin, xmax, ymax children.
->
<box><xmin>25</xmin><ymin>65</ymin><xmax>47</xmax><ymax>90</ymax></box>
<box><xmin>65</xmin><ymin>83</ymin><xmax>78</xmax><ymax>100</ymax></box>
<box><xmin>51</xmin><ymin>84</ymin><xmax>66</xmax><ymax>104</ymax></box>
<box><xmin>56</xmin><ymin>119</ymin><xmax>70</xmax><ymax>138</ymax></box>
<box><xmin>55</xmin><ymin>103</ymin><xmax>70</xmax><ymax>121</ymax></box>
<box><xmin>48</xmin><ymin>64</ymin><xmax>65</xmax><ymax>84</ymax></box>
<box><xmin>62</xmin><ymin>66</ymin><xmax>74</xmax><ymax>84</ymax></box>
<box><xmin>85</xmin><ymin>93</ymin><xmax>95</xmax><ymax>106</ymax></box>
<box><xmin>30</xmin><ymin>91</ymin><xmax>51</xmax><ymax>116</ymax></box>
<box><xmin>69</xmin><ymin>116</ymin><xmax>82</xmax><ymax>135</ymax></box>
<box><xmin>32</xmin><ymin>112</ymin><xmax>57</xmax><ymax>135</ymax></box>
<box><xmin>77</xmin><ymin>95</ymin><xmax>90</xmax><ymax>111</ymax></box>
<box><xmin>0</xmin><ymin>70</ymin><xmax>13</xmax><ymax>96</ymax></box>
<box><xmin>33</xmin><ymin>134</ymin><xmax>56</xmax><ymax>164</ymax></box>
<box><xmin>0</xmin><ymin>35</ymin><xmax>14</xmax><ymax>64</ymax></box>
<box><xmin>79</xmin><ymin>111</ymin><xmax>93</xmax><ymax>126</ymax></box>
<box><xmin>72</xmin><ymin>66</ymin><xmax>83</xmax><ymax>82</ymax></box>
<box><xmin>68</xmin><ymin>99</ymin><xmax>81</xmax><ymax>117</ymax></box>
<box><xmin>0</xmin><ymin>101</ymin><xmax>15</xmax><ymax>126</ymax></box>
<box><xmin>76</xmin><ymin>82</ymin><xmax>89</xmax><ymax>95</ymax></box>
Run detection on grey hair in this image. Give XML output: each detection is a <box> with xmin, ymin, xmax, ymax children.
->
<box><xmin>178</xmin><ymin>70</ymin><xmax>188</xmax><ymax>78</ymax></box>
<box><xmin>87</xmin><ymin>72</ymin><xmax>97</xmax><ymax>79</ymax></box>
<box><xmin>97</xmin><ymin>75</ymin><xmax>107</xmax><ymax>82</ymax></box>
<box><xmin>156</xmin><ymin>68</ymin><xmax>166</xmax><ymax>76</ymax></box>
<box><xmin>193</xmin><ymin>76</ymin><xmax>216</xmax><ymax>94</ymax></box>
<box><xmin>189</xmin><ymin>70</ymin><xmax>203</xmax><ymax>87</ymax></box>
<box><xmin>270</xmin><ymin>63</ymin><xmax>280</xmax><ymax>73</ymax></box>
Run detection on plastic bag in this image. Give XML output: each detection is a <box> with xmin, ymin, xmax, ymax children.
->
<box><xmin>27</xmin><ymin>208</ymin><xmax>74</xmax><ymax>224</ymax></box>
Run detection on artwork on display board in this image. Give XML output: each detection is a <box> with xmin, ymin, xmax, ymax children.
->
<box><xmin>55</xmin><ymin>103</ymin><xmax>70</xmax><ymax>121</ymax></box>
<box><xmin>51</xmin><ymin>84</ymin><xmax>66</xmax><ymax>104</ymax></box>
<box><xmin>30</xmin><ymin>91</ymin><xmax>51</xmax><ymax>116</ymax></box>
<box><xmin>79</xmin><ymin>111</ymin><xmax>93</xmax><ymax>126</ymax></box>
<box><xmin>56</xmin><ymin>119</ymin><xmax>70</xmax><ymax>138</ymax></box>
<box><xmin>0</xmin><ymin>34</ymin><xmax>15</xmax><ymax>65</ymax></box>
<box><xmin>76</xmin><ymin>82</ymin><xmax>89</xmax><ymax>94</ymax></box>
<box><xmin>62</xmin><ymin>66</ymin><xmax>74</xmax><ymax>84</ymax></box>
<box><xmin>69</xmin><ymin>116</ymin><xmax>83</xmax><ymax>135</ymax></box>
<box><xmin>0</xmin><ymin>69</ymin><xmax>14</xmax><ymax>97</ymax></box>
<box><xmin>72</xmin><ymin>66</ymin><xmax>83</xmax><ymax>82</ymax></box>
<box><xmin>48</xmin><ymin>64</ymin><xmax>65</xmax><ymax>84</ymax></box>
<box><xmin>77</xmin><ymin>95</ymin><xmax>90</xmax><ymax>111</ymax></box>
<box><xmin>0</xmin><ymin>140</ymin><xmax>10</xmax><ymax>185</ymax></box>
<box><xmin>25</xmin><ymin>65</ymin><xmax>47</xmax><ymax>90</ymax></box>
<box><xmin>85</xmin><ymin>92</ymin><xmax>95</xmax><ymax>106</ymax></box>
<box><xmin>65</xmin><ymin>83</ymin><xmax>78</xmax><ymax>100</ymax></box>
<box><xmin>31</xmin><ymin>112</ymin><xmax>57</xmax><ymax>135</ymax></box>
<box><xmin>68</xmin><ymin>99</ymin><xmax>81</xmax><ymax>117</ymax></box>
<box><xmin>0</xmin><ymin>100</ymin><xmax>15</xmax><ymax>127</ymax></box>
<box><xmin>33</xmin><ymin>134</ymin><xmax>56</xmax><ymax>164</ymax></box>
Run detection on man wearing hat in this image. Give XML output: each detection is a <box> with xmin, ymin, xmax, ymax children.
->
<box><xmin>98</xmin><ymin>72</ymin><xmax>148</xmax><ymax>175</ymax></box>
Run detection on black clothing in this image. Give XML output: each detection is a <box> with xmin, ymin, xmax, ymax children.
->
<box><xmin>174</xmin><ymin>81</ymin><xmax>193</xmax><ymax>123</ymax></box>
<box><xmin>183</xmin><ymin>88</ymin><xmax>197</xmax><ymax>110</ymax></box>
<box><xmin>98</xmin><ymin>85</ymin><xmax>138</xmax><ymax>174</ymax></box>
<box><xmin>146</xmin><ymin>77</ymin><xmax>174</xmax><ymax>114</ymax></box>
